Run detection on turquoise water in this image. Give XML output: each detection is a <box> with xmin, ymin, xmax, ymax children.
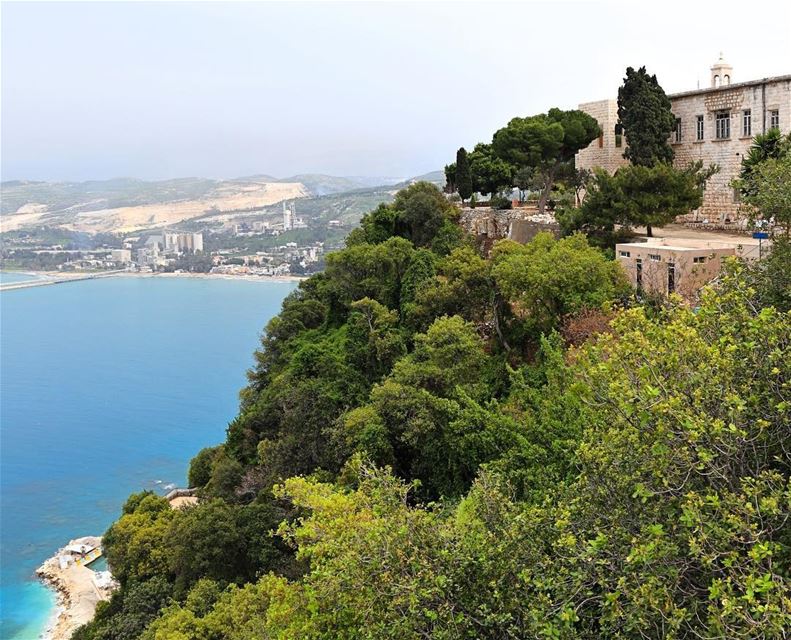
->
<box><xmin>0</xmin><ymin>276</ymin><xmax>296</xmax><ymax>639</ymax></box>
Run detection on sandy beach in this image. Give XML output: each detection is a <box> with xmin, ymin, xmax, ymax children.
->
<box><xmin>36</xmin><ymin>537</ymin><xmax>115</xmax><ymax>640</ymax></box>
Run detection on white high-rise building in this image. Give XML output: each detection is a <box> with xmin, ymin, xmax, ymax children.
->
<box><xmin>191</xmin><ymin>233</ymin><xmax>204</xmax><ymax>253</ymax></box>
<box><xmin>162</xmin><ymin>232</ymin><xmax>204</xmax><ymax>253</ymax></box>
<box><xmin>283</xmin><ymin>201</ymin><xmax>294</xmax><ymax>231</ymax></box>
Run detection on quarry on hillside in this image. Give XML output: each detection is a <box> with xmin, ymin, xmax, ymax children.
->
<box><xmin>0</xmin><ymin>180</ymin><xmax>310</xmax><ymax>234</ymax></box>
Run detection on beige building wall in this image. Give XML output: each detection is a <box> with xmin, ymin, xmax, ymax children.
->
<box><xmin>668</xmin><ymin>77</ymin><xmax>791</xmax><ymax>224</ymax></box>
<box><xmin>575</xmin><ymin>99</ymin><xmax>630</xmax><ymax>174</ymax></box>
<box><xmin>110</xmin><ymin>249</ymin><xmax>132</xmax><ymax>263</ymax></box>
<box><xmin>615</xmin><ymin>240</ymin><xmax>736</xmax><ymax>299</ymax></box>
<box><xmin>576</xmin><ymin>60</ymin><xmax>791</xmax><ymax>228</ymax></box>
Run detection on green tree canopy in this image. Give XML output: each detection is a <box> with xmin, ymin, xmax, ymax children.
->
<box><xmin>737</xmin><ymin>128</ymin><xmax>791</xmax><ymax>198</ymax></box>
<box><xmin>77</xmin><ymin>178</ymin><xmax>790</xmax><ymax>640</ymax></box>
<box><xmin>564</xmin><ymin>161</ymin><xmax>716</xmax><ymax>239</ymax></box>
<box><xmin>443</xmin><ymin>162</ymin><xmax>456</xmax><ymax>194</ymax></box>
<box><xmin>492</xmin><ymin>232</ymin><xmax>628</xmax><ymax>336</ymax></box>
<box><xmin>491</xmin><ymin>108</ymin><xmax>600</xmax><ymax>213</ymax></box>
<box><xmin>741</xmin><ymin>154</ymin><xmax>791</xmax><ymax>236</ymax></box>
<box><xmin>468</xmin><ymin>143</ymin><xmax>514</xmax><ymax>199</ymax></box>
<box><xmin>349</xmin><ymin>182</ymin><xmax>461</xmax><ymax>253</ymax></box>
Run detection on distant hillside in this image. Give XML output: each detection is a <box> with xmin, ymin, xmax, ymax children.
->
<box><xmin>276</xmin><ymin>174</ymin><xmax>403</xmax><ymax>196</ymax></box>
<box><xmin>0</xmin><ymin>177</ymin><xmax>308</xmax><ymax>234</ymax></box>
<box><xmin>0</xmin><ymin>170</ymin><xmax>439</xmax><ymax>235</ymax></box>
<box><xmin>396</xmin><ymin>170</ymin><xmax>445</xmax><ymax>188</ymax></box>
<box><xmin>0</xmin><ymin>177</ymin><xmax>220</xmax><ymax>217</ymax></box>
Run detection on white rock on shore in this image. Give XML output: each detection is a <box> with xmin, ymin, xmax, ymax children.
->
<box><xmin>36</xmin><ymin>536</ymin><xmax>116</xmax><ymax>640</ymax></box>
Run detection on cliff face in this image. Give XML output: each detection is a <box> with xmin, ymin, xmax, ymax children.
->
<box><xmin>458</xmin><ymin>206</ymin><xmax>560</xmax><ymax>251</ymax></box>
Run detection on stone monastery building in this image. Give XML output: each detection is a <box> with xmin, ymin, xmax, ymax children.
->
<box><xmin>576</xmin><ymin>56</ymin><xmax>790</xmax><ymax>227</ymax></box>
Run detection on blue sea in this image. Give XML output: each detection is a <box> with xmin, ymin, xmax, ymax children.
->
<box><xmin>0</xmin><ymin>275</ymin><xmax>297</xmax><ymax>639</ymax></box>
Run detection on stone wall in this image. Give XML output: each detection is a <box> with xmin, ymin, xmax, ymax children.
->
<box><xmin>669</xmin><ymin>77</ymin><xmax>791</xmax><ymax>225</ymax></box>
<box><xmin>577</xmin><ymin>75</ymin><xmax>791</xmax><ymax>228</ymax></box>
<box><xmin>575</xmin><ymin>99</ymin><xmax>630</xmax><ymax>175</ymax></box>
<box><xmin>458</xmin><ymin>207</ymin><xmax>559</xmax><ymax>250</ymax></box>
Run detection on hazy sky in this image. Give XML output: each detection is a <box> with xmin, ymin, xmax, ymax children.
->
<box><xmin>2</xmin><ymin>0</ymin><xmax>789</xmax><ymax>182</ymax></box>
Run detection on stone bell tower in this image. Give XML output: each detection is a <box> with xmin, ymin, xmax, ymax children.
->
<box><xmin>711</xmin><ymin>53</ymin><xmax>733</xmax><ymax>88</ymax></box>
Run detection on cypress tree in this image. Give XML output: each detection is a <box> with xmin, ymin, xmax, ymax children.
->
<box><xmin>617</xmin><ymin>66</ymin><xmax>675</xmax><ymax>167</ymax></box>
<box><xmin>456</xmin><ymin>147</ymin><xmax>473</xmax><ymax>203</ymax></box>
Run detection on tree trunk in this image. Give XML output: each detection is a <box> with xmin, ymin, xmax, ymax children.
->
<box><xmin>537</xmin><ymin>165</ymin><xmax>557</xmax><ymax>215</ymax></box>
<box><xmin>492</xmin><ymin>293</ymin><xmax>510</xmax><ymax>352</ymax></box>
<box><xmin>646</xmin><ymin>223</ymin><xmax>653</xmax><ymax>237</ymax></box>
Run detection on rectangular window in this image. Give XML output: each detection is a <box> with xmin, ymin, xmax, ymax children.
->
<box><xmin>770</xmin><ymin>110</ymin><xmax>780</xmax><ymax>129</ymax></box>
<box><xmin>674</xmin><ymin>118</ymin><xmax>682</xmax><ymax>142</ymax></box>
<box><xmin>693</xmin><ymin>256</ymin><xmax>706</xmax><ymax>264</ymax></box>
<box><xmin>742</xmin><ymin>109</ymin><xmax>751</xmax><ymax>136</ymax></box>
<box><xmin>615</xmin><ymin>133</ymin><xmax>622</xmax><ymax>148</ymax></box>
<box><xmin>696</xmin><ymin>115</ymin><xmax>704</xmax><ymax>141</ymax></box>
<box><xmin>715</xmin><ymin>111</ymin><xmax>730</xmax><ymax>139</ymax></box>
<box><xmin>619</xmin><ymin>250</ymin><xmax>630</xmax><ymax>258</ymax></box>
<box><xmin>667</xmin><ymin>263</ymin><xmax>675</xmax><ymax>294</ymax></box>
<box><xmin>648</xmin><ymin>254</ymin><xmax>661</xmax><ymax>262</ymax></box>
<box><xmin>598</xmin><ymin>134</ymin><xmax>604</xmax><ymax>148</ymax></box>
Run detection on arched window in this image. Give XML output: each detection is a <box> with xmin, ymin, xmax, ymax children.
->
<box><xmin>713</xmin><ymin>75</ymin><xmax>720</xmax><ymax>87</ymax></box>
<box><xmin>724</xmin><ymin>74</ymin><xmax>730</xmax><ymax>85</ymax></box>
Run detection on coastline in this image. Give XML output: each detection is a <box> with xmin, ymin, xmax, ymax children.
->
<box><xmin>2</xmin><ymin>271</ymin><xmax>294</xmax><ymax>640</ymax></box>
<box><xmin>121</xmin><ymin>271</ymin><xmax>307</xmax><ymax>283</ymax></box>
<box><xmin>0</xmin><ymin>269</ymin><xmax>307</xmax><ymax>291</ymax></box>
<box><xmin>36</xmin><ymin>537</ymin><xmax>115</xmax><ymax>640</ymax></box>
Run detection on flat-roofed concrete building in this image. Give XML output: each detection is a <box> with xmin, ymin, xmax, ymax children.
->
<box><xmin>110</xmin><ymin>249</ymin><xmax>132</xmax><ymax>264</ymax></box>
<box><xmin>577</xmin><ymin>56</ymin><xmax>791</xmax><ymax>229</ymax></box>
<box><xmin>615</xmin><ymin>237</ymin><xmax>741</xmax><ymax>299</ymax></box>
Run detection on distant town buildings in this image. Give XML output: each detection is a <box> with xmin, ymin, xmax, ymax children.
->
<box><xmin>577</xmin><ymin>56</ymin><xmax>791</xmax><ymax>228</ymax></box>
<box><xmin>110</xmin><ymin>249</ymin><xmax>132</xmax><ymax>264</ymax></box>
<box><xmin>163</xmin><ymin>232</ymin><xmax>204</xmax><ymax>253</ymax></box>
<box><xmin>132</xmin><ymin>232</ymin><xmax>204</xmax><ymax>267</ymax></box>
<box><xmin>282</xmin><ymin>201</ymin><xmax>307</xmax><ymax>231</ymax></box>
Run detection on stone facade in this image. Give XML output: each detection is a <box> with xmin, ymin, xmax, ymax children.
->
<box><xmin>668</xmin><ymin>76</ymin><xmax>790</xmax><ymax>224</ymax></box>
<box><xmin>575</xmin><ymin>99</ymin><xmax>629</xmax><ymax>175</ymax></box>
<box><xmin>576</xmin><ymin>58</ymin><xmax>791</xmax><ymax>228</ymax></box>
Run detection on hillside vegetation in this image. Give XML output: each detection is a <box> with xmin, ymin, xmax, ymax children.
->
<box><xmin>0</xmin><ymin>177</ymin><xmax>309</xmax><ymax>234</ymax></box>
<box><xmin>73</xmin><ymin>182</ymin><xmax>790</xmax><ymax>640</ymax></box>
<box><xmin>0</xmin><ymin>173</ymin><xmax>440</xmax><ymax>236</ymax></box>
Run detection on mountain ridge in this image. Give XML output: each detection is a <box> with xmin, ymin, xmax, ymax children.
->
<box><xmin>0</xmin><ymin>171</ymin><xmax>443</xmax><ymax>235</ymax></box>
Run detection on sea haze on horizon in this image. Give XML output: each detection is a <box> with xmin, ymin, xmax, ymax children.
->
<box><xmin>0</xmin><ymin>276</ymin><xmax>297</xmax><ymax>639</ymax></box>
<box><xmin>3</xmin><ymin>1</ymin><xmax>790</xmax><ymax>183</ymax></box>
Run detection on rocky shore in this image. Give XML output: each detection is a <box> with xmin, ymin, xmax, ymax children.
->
<box><xmin>36</xmin><ymin>537</ymin><xmax>116</xmax><ymax>640</ymax></box>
